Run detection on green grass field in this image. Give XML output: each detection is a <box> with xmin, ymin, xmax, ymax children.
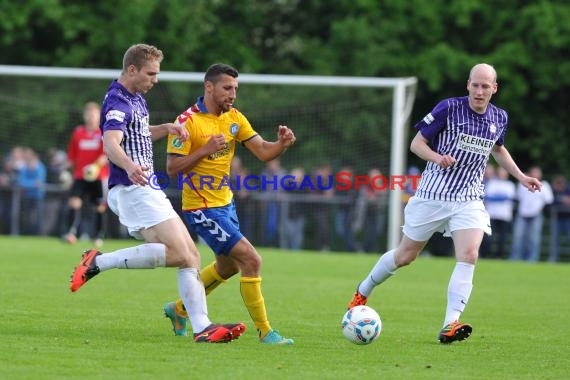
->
<box><xmin>0</xmin><ymin>236</ymin><xmax>568</xmax><ymax>380</ymax></box>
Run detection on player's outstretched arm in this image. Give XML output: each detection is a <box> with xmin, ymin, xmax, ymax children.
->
<box><xmin>491</xmin><ymin>145</ymin><xmax>541</xmax><ymax>192</ymax></box>
<box><xmin>245</xmin><ymin>125</ymin><xmax>296</xmax><ymax>162</ymax></box>
<box><xmin>150</xmin><ymin>123</ymin><xmax>189</xmax><ymax>142</ymax></box>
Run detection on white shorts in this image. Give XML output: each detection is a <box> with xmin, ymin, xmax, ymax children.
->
<box><xmin>402</xmin><ymin>197</ymin><xmax>491</xmax><ymax>242</ymax></box>
<box><xmin>107</xmin><ymin>185</ymin><xmax>179</xmax><ymax>240</ymax></box>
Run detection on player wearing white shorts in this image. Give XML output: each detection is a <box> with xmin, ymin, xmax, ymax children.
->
<box><xmin>348</xmin><ymin>63</ymin><xmax>542</xmax><ymax>343</ymax></box>
<box><xmin>68</xmin><ymin>44</ymin><xmax>245</xmax><ymax>343</ymax></box>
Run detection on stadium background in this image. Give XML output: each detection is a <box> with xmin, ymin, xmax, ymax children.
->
<box><xmin>0</xmin><ymin>71</ymin><xmax>411</xmax><ymax>251</ymax></box>
<box><xmin>0</xmin><ymin>1</ymin><xmax>569</xmax><ymax>258</ymax></box>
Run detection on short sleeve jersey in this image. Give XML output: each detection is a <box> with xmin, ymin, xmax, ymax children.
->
<box><xmin>67</xmin><ymin>125</ymin><xmax>109</xmax><ymax>180</ymax></box>
<box><xmin>414</xmin><ymin>96</ymin><xmax>508</xmax><ymax>201</ymax></box>
<box><xmin>100</xmin><ymin>80</ymin><xmax>154</xmax><ymax>188</ymax></box>
<box><xmin>167</xmin><ymin>97</ymin><xmax>258</xmax><ymax>210</ymax></box>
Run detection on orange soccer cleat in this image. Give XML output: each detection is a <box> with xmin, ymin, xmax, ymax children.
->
<box><xmin>438</xmin><ymin>321</ymin><xmax>473</xmax><ymax>344</ymax></box>
<box><xmin>193</xmin><ymin>323</ymin><xmax>246</xmax><ymax>343</ymax></box>
<box><xmin>348</xmin><ymin>290</ymin><xmax>368</xmax><ymax>310</ymax></box>
<box><xmin>70</xmin><ymin>249</ymin><xmax>101</xmax><ymax>292</ymax></box>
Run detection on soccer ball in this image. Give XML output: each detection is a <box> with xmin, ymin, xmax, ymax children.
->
<box><xmin>341</xmin><ymin>305</ymin><xmax>382</xmax><ymax>345</ymax></box>
<box><xmin>82</xmin><ymin>163</ymin><xmax>100</xmax><ymax>182</ymax></box>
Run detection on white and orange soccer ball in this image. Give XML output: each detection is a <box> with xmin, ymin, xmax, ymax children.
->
<box><xmin>341</xmin><ymin>305</ymin><xmax>382</xmax><ymax>345</ymax></box>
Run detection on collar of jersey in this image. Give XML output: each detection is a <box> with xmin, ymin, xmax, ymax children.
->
<box><xmin>112</xmin><ymin>79</ymin><xmax>138</xmax><ymax>98</ymax></box>
<box><xmin>196</xmin><ymin>96</ymin><xmax>208</xmax><ymax>113</ymax></box>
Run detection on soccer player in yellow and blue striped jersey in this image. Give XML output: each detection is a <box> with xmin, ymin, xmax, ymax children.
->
<box><xmin>164</xmin><ymin>63</ymin><xmax>296</xmax><ymax>344</ymax></box>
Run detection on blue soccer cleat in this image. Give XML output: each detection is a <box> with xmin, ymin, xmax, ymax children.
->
<box><xmin>164</xmin><ymin>302</ymin><xmax>188</xmax><ymax>337</ymax></box>
<box><xmin>260</xmin><ymin>329</ymin><xmax>294</xmax><ymax>345</ymax></box>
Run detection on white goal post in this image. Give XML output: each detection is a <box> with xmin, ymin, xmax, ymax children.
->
<box><xmin>0</xmin><ymin>64</ymin><xmax>417</xmax><ymax>250</ymax></box>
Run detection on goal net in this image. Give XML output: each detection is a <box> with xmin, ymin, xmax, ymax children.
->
<box><xmin>0</xmin><ymin>65</ymin><xmax>417</xmax><ymax>252</ymax></box>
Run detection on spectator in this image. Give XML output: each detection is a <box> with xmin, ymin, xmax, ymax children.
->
<box><xmin>510</xmin><ymin>166</ymin><xmax>554</xmax><ymax>262</ymax></box>
<box><xmin>282</xmin><ymin>167</ymin><xmax>307</xmax><ymax>251</ymax></box>
<box><xmin>354</xmin><ymin>167</ymin><xmax>388</xmax><ymax>253</ymax></box>
<box><xmin>230</xmin><ymin>156</ymin><xmax>255</xmax><ymax>241</ymax></box>
<box><xmin>479</xmin><ymin>163</ymin><xmax>497</xmax><ymax>257</ymax></box>
<box><xmin>45</xmin><ymin>148</ymin><xmax>68</xmax><ymax>185</ymax></box>
<box><xmin>483</xmin><ymin>163</ymin><xmax>496</xmax><ymax>185</ymax></box>
<box><xmin>402</xmin><ymin>166</ymin><xmax>421</xmax><ymax>205</ymax></box>
<box><xmin>259</xmin><ymin>158</ymin><xmax>286</xmax><ymax>247</ymax></box>
<box><xmin>62</xmin><ymin>101</ymin><xmax>109</xmax><ymax>247</ymax></box>
<box><xmin>4</xmin><ymin>146</ymin><xmax>26</xmax><ymax>179</ymax></box>
<box><xmin>16</xmin><ymin>147</ymin><xmax>46</xmax><ymax>235</ymax></box>
<box><xmin>0</xmin><ymin>161</ymin><xmax>8</xmax><ymax>187</ymax></box>
<box><xmin>335</xmin><ymin>165</ymin><xmax>358</xmax><ymax>252</ymax></box>
<box><xmin>549</xmin><ymin>174</ymin><xmax>570</xmax><ymax>262</ymax></box>
<box><xmin>480</xmin><ymin>162</ymin><xmax>496</xmax><ymax>253</ymax></box>
<box><xmin>311</xmin><ymin>163</ymin><xmax>334</xmax><ymax>251</ymax></box>
<box><xmin>43</xmin><ymin>148</ymin><xmax>69</xmax><ymax>236</ymax></box>
<box><xmin>482</xmin><ymin>166</ymin><xmax>515</xmax><ymax>259</ymax></box>
<box><xmin>0</xmin><ymin>155</ymin><xmax>12</xmax><ymax>234</ymax></box>
<box><xmin>1</xmin><ymin>147</ymin><xmax>26</xmax><ymax>234</ymax></box>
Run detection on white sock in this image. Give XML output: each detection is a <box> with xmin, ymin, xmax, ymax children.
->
<box><xmin>178</xmin><ymin>268</ymin><xmax>211</xmax><ymax>334</ymax></box>
<box><xmin>358</xmin><ymin>249</ymin><xmax>398</xmax><ymax>297</ymax></box>
<box><xmin>95</xmin><ymin>243</ymin><xmax>166</xmax><ymax>272</ymax></box>
<box><xmin>444</xmin><ymin>262</ymin><xmax>475</xmax><ymax>326</ymax></box>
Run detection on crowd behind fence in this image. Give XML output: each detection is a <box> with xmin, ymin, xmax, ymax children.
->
<box><xmin>1</xmin><ymin>179</ymin><xmax>569</xmax><ymax>262</ymax></box>
<box><xmin>0</xmin><ymin>183</ymin><xmax>390</xmax><ymax>253</ymax></box>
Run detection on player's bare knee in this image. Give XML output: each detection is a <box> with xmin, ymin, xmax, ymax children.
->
<box><xmin>459</xmin><ymin>249</ymin><xmax>478</xmax><ymax>264</ymax></box>
<box><xmin>216</xmin><ymin>263</ymin><xmax>239</xmax><ymax>279</ymax></box>
<box><xmin>172</xmin><ymin>253</ymin><xmax>194</xmax><ymax>268</ymax></box>
<box><xmin>246</xmin><ymin>251</ymin><xmax>262</xmax><ymax>271</ymax></box>
<box><xmin>395</xmin><ymin>256</ymin><xmax>413</xmax><ymax>267</ymax></box>
<box><xmin>394</xmin><ymin>249</ymin><xmax>418</xmax><ymax>267</ymax></box>
<box><xmin>237</xmin><ymin>251</ymin><xmax>261</xmax><ymax>275</ymax></box>
<box><xmin>165</xmin><ymin>245</ymin><xmax>199</xmax><ymax>268</ymax></box>
<box><xmin>164</xmin><ymin>250</ymin><xmax>183</xmax><ymax>267</ymax></box>
<box><xmin>178</xmin><ymin>256</ymin><xmax>194</xmax><ymax>268</ymax></box>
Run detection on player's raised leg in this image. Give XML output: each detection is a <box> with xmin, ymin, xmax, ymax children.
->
<box><xmin>348</xmin><ymin>235</ymin><xmax>426</xmax><ymax>309</ymax></box>
<box><xmin>143</xmin><ymin>217</ymin><xmax>243</xmax><ymax>343</ymax></box>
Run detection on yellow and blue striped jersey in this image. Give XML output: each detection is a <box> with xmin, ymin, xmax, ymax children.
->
<box><xmin>167</xmin><ymin>97</ymin><xmax>258</xmax><ymax>210</ymax></box>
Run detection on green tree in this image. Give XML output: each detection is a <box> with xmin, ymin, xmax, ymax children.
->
<box><xmin>1</xmin><ymin>0</ymin><xmax>569</xmax><ymax>175</ymax></box>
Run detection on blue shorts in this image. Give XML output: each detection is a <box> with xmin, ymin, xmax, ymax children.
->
<box><xmin>182</xmin><ymin>200</ymin><xmax>243</xmax><ymax>256</ymax></box>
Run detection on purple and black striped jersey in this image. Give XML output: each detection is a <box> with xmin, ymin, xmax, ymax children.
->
<box><xmin>100</xmin><ymin>80</ymin><xmax>154</xmax><ymax>188</ymax></box>
<box><xmin>414</xmin><ymin>96</ymin><xmax>508</xmax><ymax>202</ymax></box>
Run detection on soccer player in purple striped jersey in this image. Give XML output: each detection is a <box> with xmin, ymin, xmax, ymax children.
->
<box><xmin>348</xmin><ymin>63</ymin><xmax>542</xmax><ymax>344</ymax></box>
<box><xmin>69</xmin><ymin>44</ymin><xmax>245</xmax><ymax>343</ymax></box>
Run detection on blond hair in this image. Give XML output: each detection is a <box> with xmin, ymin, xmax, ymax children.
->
<box><xmin>122</xmin><ymin>44</ymin><xmax>164</xmax><ymax>73</ymax></box>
